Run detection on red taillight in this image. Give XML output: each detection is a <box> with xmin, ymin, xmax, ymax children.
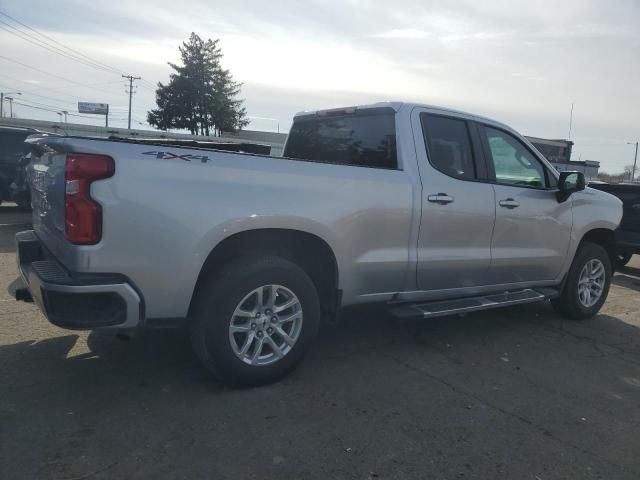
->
<box><xmin>65</xmin><ymin>153</ymin><xmax>115</xmax><ymax>244</ymax></box>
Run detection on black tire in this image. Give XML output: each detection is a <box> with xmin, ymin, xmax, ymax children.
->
<box><xmin>552</xmin><ymin>242</ymin><xmax>612</xmax><ymax>320</ymax></box>
<box><xmin>190</xmin><ymin>255</ymin><xmax>320</xmax><ymax>386</ymax></box>
<box><xmin>615</xmin><ymin>251</ymin><xmax>633</xmax><ymax>268</ymax></box>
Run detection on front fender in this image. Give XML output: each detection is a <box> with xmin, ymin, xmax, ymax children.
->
<box><xmin>560</xmin><ymin>188</ymin><xmax>623</xmax><ymax>276</ymax></box>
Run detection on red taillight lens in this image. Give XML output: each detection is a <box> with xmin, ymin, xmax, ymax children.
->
<box><xmin>65</xmin><ymin>153</ymin><xmax>115</xmax><ymax>244</ymax></box>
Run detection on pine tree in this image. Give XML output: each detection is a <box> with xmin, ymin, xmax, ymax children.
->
<box><xmin>147</xmin><ymin>33</ymin><xmax>249</xmax><ymax>135</ymax></box>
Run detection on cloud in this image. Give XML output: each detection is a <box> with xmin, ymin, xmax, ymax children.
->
<box><xmin>372</xmin><ymin>29</ymin><xmax>431</xmax><ymax>39</ymax></box>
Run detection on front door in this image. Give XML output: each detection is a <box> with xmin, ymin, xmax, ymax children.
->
<box><xmin>479</xmin><ymin>124</ymin><xmax>572</xmax><ymax>284</ymax></box>
<box><xmin>414</xmin><ymin>110</ymin><xmax>496</xmax><ymax>291</ymax></box>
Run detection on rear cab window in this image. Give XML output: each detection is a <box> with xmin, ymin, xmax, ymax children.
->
<box><xmin>283</xmin><ymin>108</ymin><xmax>397</xmax><ymax>169</ymax></box>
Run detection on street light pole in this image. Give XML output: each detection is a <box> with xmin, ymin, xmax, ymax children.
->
<box><xmin>0</xmin><ymin>91</ymin><xmax>21</xmax><ymax>118</ymax></box>
<box><xmin>6</xmin><ymin>97</ymin><xmax>15</xmax><ymax>118</ymax></box>
<box><xmin>628</xmin><ymin>141</ymin><xmax>639</xmax><ymax>182</ymax></box>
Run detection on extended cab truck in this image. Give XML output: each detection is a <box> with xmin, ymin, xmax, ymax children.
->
<box><xmin>15</xmin><ymin>102</ymin><xmax>622</xmax><ymax>385</ymax></box>
<box><xmin>588</xmin><ymin>182</ymin><xmax>640</xmax><ymax>267</ymax></box>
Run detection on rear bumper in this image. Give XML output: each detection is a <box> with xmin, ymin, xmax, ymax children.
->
<box><xmin>15</xmin><ymin>230</ymin><xmax>142</xmax><ymax>330</ymax></box>
<box><xmin>616</xmin><ymin>229</ymin><xmax>640</xmax><ymax>253</ymax></box>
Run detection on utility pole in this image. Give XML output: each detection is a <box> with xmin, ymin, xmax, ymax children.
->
<box><xmin>122</xmin><ymin>74</ymin><xmax>141</xmax><ymax>130</ymax></box>
<box><xmin>62</xmin><ymin>110</ymin><xmax>68</xmax><ymax>123</ymax></box>
<box><xmin>628</xmin><ymin>141</ymin><xmax>639</xmax><ymax>182</ymax></box>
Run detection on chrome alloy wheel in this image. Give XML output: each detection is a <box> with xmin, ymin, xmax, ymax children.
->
<box><xmin>228</xmin><ymin>284</ymin><xmax>303</xmax><ymax>366</ymax></box>
<box><xmin>577</xmin><ymin>259</ymin><xmax>606</xmax><ymax>308</ymax></box>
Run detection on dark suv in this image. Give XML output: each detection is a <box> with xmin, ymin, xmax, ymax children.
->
<box><xmin>0</xmin><ymin>126</ymin><xmax>37</xmax><ymax>208</ymax></box>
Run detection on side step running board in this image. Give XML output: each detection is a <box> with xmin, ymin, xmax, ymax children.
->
<box><xmin>389</xmin><ymin>289</ymin><xmax>548</xmax><ymax>319</ymax></box>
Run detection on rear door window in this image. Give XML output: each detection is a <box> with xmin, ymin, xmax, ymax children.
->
<box><xmin>284</xmin><ymin>111</ymin><xmax>397</xmax><ymax>169</ymax></box>
<box><xmin>420</xmin><ymin>114</ymin><xmax>476</xmax><ymax>180</ymax></box>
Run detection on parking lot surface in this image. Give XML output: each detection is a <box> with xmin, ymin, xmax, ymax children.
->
<box><xmin>2</xmin><ymin>206</ymin><xmax>640</xmax><ymax>480</ymax></box>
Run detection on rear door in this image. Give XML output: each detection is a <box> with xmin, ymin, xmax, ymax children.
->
<box><xmin>413</xmin><ymin>110</ymin><xmax>496</xmax><ymax>291</ymax></box>
<box><xmin>478</xmin><ymin>124</ymin><xmax>572</xmax><ymax>284</ymax></box>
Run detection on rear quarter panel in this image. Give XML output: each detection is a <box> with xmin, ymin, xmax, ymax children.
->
<box><xmin>57</xmin><ymin>138</ymin><xmax>416</xmax><ymax>318</ymax></box>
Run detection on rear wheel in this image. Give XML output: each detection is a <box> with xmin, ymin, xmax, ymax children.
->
<box><xmin>552</xmin><ymin>242</ymin><xmax>612</xmax><ymax>320</ymax></box>
<box><xmin>615</xmin><ymin>251</ymin><xmax>633</xmax><ymax>268</ymax></box>
<box><xmin>190</xmin><ymin>255</ymin><xmax>320</xmax><ymax>386</ymax></box>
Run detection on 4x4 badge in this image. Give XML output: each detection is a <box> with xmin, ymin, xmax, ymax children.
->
<box><xmin>142</xmin><ymin>151</ymin><xmax>212</xmax><ymax>163</ymax></box>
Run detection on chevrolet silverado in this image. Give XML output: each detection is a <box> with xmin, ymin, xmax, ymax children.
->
<box><xmin>15</xmin><ymin>102</ymin><xmax>623</xmax><ymax>385</ymax></box>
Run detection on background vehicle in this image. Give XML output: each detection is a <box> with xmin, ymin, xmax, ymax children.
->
<box><xmin>589</xmin><ymin>182</ymin><xmax>640</xmax><ymax>267</ymax></box>
<box><xmin>14</xmin><ymin>102</ymin><xmax>622</xmax><ymax>385</ymax></box>
<box><xmin>0</xmin><ymin>126</ymin><xmax>36</xmax><ymax>207</ymax></box>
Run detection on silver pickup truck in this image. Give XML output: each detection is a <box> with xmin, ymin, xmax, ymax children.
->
<box><xmin>15</xmin><ymin>102</ymin><xmax>622</xmax><ymax>385</ymax></box>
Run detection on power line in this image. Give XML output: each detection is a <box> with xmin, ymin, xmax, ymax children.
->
<box><xmin>0</xmin><ymin>82</ymin><xmax>74</xmax><ymax>105</ymax></box>
<box><xmin>12</xmin><ymin>97</ymin><xmax>71</xmax><ymax>111</ymax></box>
<box><xmin>0</xmin><ymin>55</ymin><xmax>124</xmax><ymax>95</ymax></box>
<box><xmin>13</xmin><ymin>98</ymin><xmax>93</xmax><ymax>118</ymax></box>
<box><xmin>11</xmin><ymin>99</ymin><xmax>142</xmax><ymax>127</ymax></box>
<box><xmin>0</xmin><ymin>10</ymin><xmax>127</xmax><ymax>76</ymax></box>
<box><xmin>0</xmin><ymin>12</ymin><xmax>160</xmax><ymax>121</ymax></box>
<box><xmin>0</xmin><ymin>72</ymin><xmax>123</xmax><ymax>98</ymax></box>
<box><xmin>0</xmin><ymin>19</ymin><xmax>123</xmax><ymax>76</ymax></box>
<box><xmin>11</xmin><ymin>100</ymin><xmax>60</xmax><ymax>114</ymax></box>
<box><xmin>0</xmin><ymin>11</ymin><xmax>158</xmax><ymax>96</ymax></box>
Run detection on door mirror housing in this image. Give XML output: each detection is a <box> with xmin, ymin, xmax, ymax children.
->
<box><xmin>557</xmin><ymin>171</ymin><xmax>585</xmax><ymax>202</ymax></box>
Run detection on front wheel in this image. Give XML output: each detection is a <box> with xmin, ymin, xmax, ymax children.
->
<box><xmin>190</xmin><ymin>255</ymin><xmax>320</xmax><ymax>386</ymax></box>
<box><xmin>552</xmin><ymin>242</ymin><xmax>612</xmax><ymax>320</ymax></box>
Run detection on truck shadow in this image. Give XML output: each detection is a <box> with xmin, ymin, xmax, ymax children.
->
<box><xmin>2</xmin><ymin>301</ymin><xmax>640</xmax><ymax>397</ymax></box>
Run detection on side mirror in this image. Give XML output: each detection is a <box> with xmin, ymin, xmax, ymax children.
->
<box><xmin>557</xmin><ymin>171</ymin><xmax>585</xmax><ymax>202</ymax></box>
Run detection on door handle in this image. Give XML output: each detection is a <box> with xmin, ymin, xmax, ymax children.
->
<box><xmin>427</xmin><ymin>193</ymin><xmax>454</xmax><ymax>205</ymax></box>
<box><xmin>499</xmin><ymin>198</ymin><xmax>520</xmax><ymax>209</ymax></box>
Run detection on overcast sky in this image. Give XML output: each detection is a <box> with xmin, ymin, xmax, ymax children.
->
<box><xmin>1</xmin><ymin>0</ymin><xmax>638</xmax><ymax>171</ymax></box>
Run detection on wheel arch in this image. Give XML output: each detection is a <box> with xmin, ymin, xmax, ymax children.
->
<box><xmin>578</xmin><ymin>228</ymin><xmax>616</xmax><ymax>267</ymax></box>
<box><xmin>189</xmin><ymin>228</ymin><xmax>341</xmax><ymax>322</ymax></box>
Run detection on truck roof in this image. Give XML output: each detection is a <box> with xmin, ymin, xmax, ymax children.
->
<box><xmin>294</xmin><ymin>101</ymin><xmax>511</xmax><ymax>130</ymax></box>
